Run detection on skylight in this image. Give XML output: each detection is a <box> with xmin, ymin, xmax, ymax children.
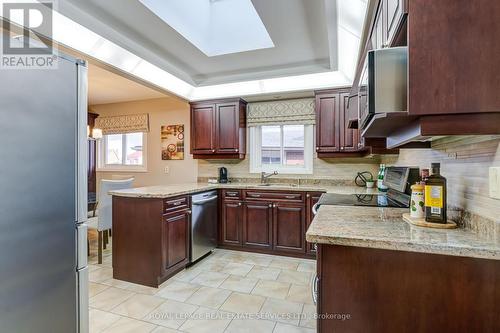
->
<box><xmin>138</xmin><ymin>0</ymin><xmax>275</xmax><ymax>57</ymax></box>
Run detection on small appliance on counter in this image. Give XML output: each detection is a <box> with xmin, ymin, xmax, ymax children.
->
<box><xmin>218</xmin><ymin>167</ymin><xmax>228</xmax><ymax>183</ymax></box>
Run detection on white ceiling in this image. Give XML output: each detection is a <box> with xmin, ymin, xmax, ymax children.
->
<box><xmin>58</xmin><ymin>0</ymin><xmax>338</xmax><ymax>86</ymax></box>
<box><xmin>88</xmin><ymin>64</ymin><xmax>168</xmax><ymax>105</ymax></box>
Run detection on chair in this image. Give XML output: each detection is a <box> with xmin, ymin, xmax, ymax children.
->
<box><xmin>88</xmin><ymin>178</ymin><xmax>134</xmax><ymax>264</ymax></box>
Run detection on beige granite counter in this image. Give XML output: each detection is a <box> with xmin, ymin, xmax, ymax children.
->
<box><xmin>306</xmin><ymin>205</ymin><xmax>500</xmax><ymax>260</ymax></box>
<box><xmin>109</xmin><ymin>182</ymin><xmax>381</xmax><ymax>198</ymax></box>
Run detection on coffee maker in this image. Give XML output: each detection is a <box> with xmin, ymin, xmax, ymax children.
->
<box><xmin>218</xmin><ymin>167</ymin><xmax>228</xmax><ymax>183</ymax></box>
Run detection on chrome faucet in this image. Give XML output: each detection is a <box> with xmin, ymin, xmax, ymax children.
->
<box><xmin>261</xmin><ymin>171</ymin><xmax>278</xmax><ymax>184</ymax></box>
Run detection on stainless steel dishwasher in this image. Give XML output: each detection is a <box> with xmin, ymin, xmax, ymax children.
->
<box><xmin>190</xmin><ymin>191</ymin><xmax>218</xmax><ymax>263</ymax></box>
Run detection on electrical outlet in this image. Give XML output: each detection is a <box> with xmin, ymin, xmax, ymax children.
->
<box><xmin>164</xmin><ymin>166</ymin><xmax>170</xmax><ymax>174</ymax></box>
<box><xmin>489</xmin><ymin>167</ymin><xmax>500</xmax><ymax>199</ymax></box>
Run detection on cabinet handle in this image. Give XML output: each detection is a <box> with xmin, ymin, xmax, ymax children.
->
<box><xmin>250</xmin><ymin>194</ymin><xmax>261</xmax><ymax>198</ymax></box>
<box><xmin>285</xmin><ymin>195</ymin><xmax>296</xmax><ymax>199</ymax></box>
<box><xmin>312</xmin><ymin>275</ymin><xmax>319</xmax><ymax>305</ymax></box>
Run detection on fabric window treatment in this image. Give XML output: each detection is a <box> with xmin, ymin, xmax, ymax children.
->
<box><xmin>94</xmin><ymin>113</ymin><xmax>149</xmax><ymax>134</ymax></box>
<box><xmin>247</xmin><ymin>98</ymin><xmax>315</xmax><ymax>126</ymax></box>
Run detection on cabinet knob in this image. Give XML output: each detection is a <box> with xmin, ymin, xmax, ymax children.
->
<box><xmin>211</xmin><ymin>149</ymin><xmax>215</xmax><ymax>153</ymax></box>
<box><xmin>316</xmin><ymin>147</ymin><xmax>319</xmax><ymax>151</ymax></box>
<box><xmin>238</xmin><ymin>202</ymin><xmax>242</xmax><ymax>206</ymax></box>
<box><xmin>306</xmin><ymin>194</ymin><xmax>310</xmax><ymax>198</ymax></box>
<box><xmin>340</xmin><ymin>147</ymin><xmax>344</xmax><ymax>150</ymax></box>
<box><xmin>269</xmin><ymin>204</ymin><xmax>272</xmax><ymax>208</ymax></box>
<box><xmin>273</xmin><ymin>203</ymin><xmax>276</xmax><ymax>208</ymax></box>
<box><xmin>187</xmin><ymin>210</ymin><xmax>192</xmax><ymax>214</ymax></box>
<box><xmin>235</xmin><ymin>149</ymin><xmax>238</xmax><ymax>152</ymax></box>
<box><xmin>358</xmin><ymin>143</ymin><xmax>362</xmax><ymax>148</ymax></box>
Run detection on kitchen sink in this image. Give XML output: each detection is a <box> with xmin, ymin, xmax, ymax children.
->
<box><xmin>257</xmin><ymin>183</ymin><xmax>298</xmax><ymax>188</ymax></box>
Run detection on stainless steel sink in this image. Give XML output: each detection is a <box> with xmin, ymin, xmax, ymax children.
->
<box><xmin>257</xmin><ymin>183</ymin><xmax>298</xmax><ymax>188</ymax></box>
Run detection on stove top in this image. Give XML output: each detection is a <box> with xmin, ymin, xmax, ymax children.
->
<box><xmin>317</xmin><ymin>191</ymin><xmax>409</xmax><ymax>209</ymax></box>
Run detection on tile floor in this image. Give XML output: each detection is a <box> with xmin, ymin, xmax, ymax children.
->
<box><xmin>88</xmin><ymin>232</ymin><xmax>317</xmax><ymax>333</ymax></box>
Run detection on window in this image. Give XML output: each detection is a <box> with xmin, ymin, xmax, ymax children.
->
<box><xmin>250</xmin><ymin>124</ymin><xmax>313</xmax><ymax>174</ymax></box>
<box><xmin>98</xmin><ymin>132</ymin><xmax>147</xmax><ymax>172</ymax></box>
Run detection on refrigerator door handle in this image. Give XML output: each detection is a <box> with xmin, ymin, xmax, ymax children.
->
<box><xmin>76</xmin><ymin>224</ymin><xmax>88</xmax><ymax>269</ymax></box>
<box><xmin>77</xmin><ymin>267</ymin><xmax>89</xmax><ymax>333</ymax></box>
<box><xmin>76</xmin><ymin>60</ymin><xmax>88</xmax><ymax>224</ymax></box>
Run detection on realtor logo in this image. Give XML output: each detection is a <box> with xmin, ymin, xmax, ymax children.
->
<box><xmin>1</xmin><ymin>1</ymin><xmax>57</xmax><ymax>69</ymax></box>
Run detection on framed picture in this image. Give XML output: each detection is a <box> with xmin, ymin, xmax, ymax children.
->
<box><xmin>161</xmin><ymin>124</ymin><xmax>184</xmax><ymax>160</ymax></box>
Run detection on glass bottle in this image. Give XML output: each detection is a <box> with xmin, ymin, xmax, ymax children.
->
<box><xmin>424</xmin><ymin>163</ymin><xmax>447</xmax><ymax>223</ymax></box>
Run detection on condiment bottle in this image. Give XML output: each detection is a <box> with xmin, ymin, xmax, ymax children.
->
<box><xmin>410</xmin><ymin>183</ymin><xmax>425</xmax><ymax>218</ymax></box>
<box><xmin>424</xmin><ymin>163</ymin><xmax>447</xmax><ymax>223</ymax></box>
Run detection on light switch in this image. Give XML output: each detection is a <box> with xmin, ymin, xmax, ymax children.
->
<box><xmin>489</xmin><ymin>167</ymin><xmax>500</xmax><ymax>199</ymax></box>
<box><xmin>164</xmin><ymin>166</ymin><xmax>170</xmax><ymax>174</ymax></box>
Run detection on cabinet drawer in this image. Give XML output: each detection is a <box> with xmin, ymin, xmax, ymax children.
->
<box><xmin>222</xmin><ymin>189</ymin><xmax>242</xmax><ymax>200</ymax></box>
<box><xmin>164</xmin><ymin>196</ymin><xmax>189</xmax><ymax>214</ymax></box>
<box><xmin>243</xmin><ymin>190</ymin><xmax>305</xmax><ymax>203</ymax></box>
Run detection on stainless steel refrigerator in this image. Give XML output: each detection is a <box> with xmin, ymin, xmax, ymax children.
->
<box><xmin>0</xmin><ymin>52</ymin><xmax>89</xmax><ymax>332</ymax></box>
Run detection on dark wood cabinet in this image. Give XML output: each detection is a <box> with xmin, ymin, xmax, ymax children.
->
<box><xmin>162</xmin><ymin>210</ymin><xmax>189</xmax><ymax>270</ymax></box>
<box><xmin>190</xmin><ymin>98</ymin><xmax>247</xmax><ymax>159</ymax></box>
<box><xmin>273</xmin><ymin>202</ymin><xmax>305</xmax><ymax>254</ymax></box>
<box><xmin>315</xmin><ymin>89</ymin><xmax>364</xmax><ymax>157</ymax></box>
<box><xmin>112</xmin><ymin>195</ymin><xmax>190</xmax><ymax>287</ymax></box>
<box><xmin>316</xmin><ymin>244</ymin><xmax>500</xmax><ymax>332</ymax></box>
<box><xmin>384</xmin><ymin>0</ymin><xmax>408</xmax><ymax>46</ymax></box>
<box><xmin>242</xmin><ymin>201</ymin><xmax>273</xmax><ymax>250</ymax></box>
<box><xmin>306</xmin><ymin>192</ymin><xmax>323</xmax><ymax>255</ymax></box>
<box><xmin>221</xmin><ymin>200</ymin><xmax>243</xmax><ymax>246</ymax></box>
<box><xmin>371</xmin><ymin>0</ymin><xmax>385</xmax><ymax>49</ymax></box>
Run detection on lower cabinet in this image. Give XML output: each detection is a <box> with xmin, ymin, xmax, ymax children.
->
<box><xmin>273</xmin><ymin>202</ymin><xmax>306</xmax><ymax>253</ymax></box>
<box><xmin>306</xmin><ymin>192</ymin><xmax>324</xmax><ymax>255</ymax></box>
<box><xmin>221</xmin><ymin>200</ymin><xmax>244</xmax><ymax>246</ymax></box>
<box><xmin>162</xmin><ymin>210</ymin><xmax>190</xmax><ymax>270</ymax></box>
<box><xmin>242</xmin><ymin>201</ymin><xmax>273</xmax><ymax>250</ymax></box>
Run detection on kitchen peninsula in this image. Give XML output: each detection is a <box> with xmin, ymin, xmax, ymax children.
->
<box><xmin>307</xmin><ymin>205</ymin><xmax>500</xmax><ymax>332</ymax></box>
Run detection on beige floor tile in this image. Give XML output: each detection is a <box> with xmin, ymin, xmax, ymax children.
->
<box><xmin>219</xmin><ymin>275</ymin><xmax>259</xmax><ymax>293</ymax></box>
<box><xmin>224</xmin><ymin>318</ymin><xmax>276</xmax><ymax>333</ymax></box>
<box><xmin>89</xmin><ymin>282</ymin><xmax>109</xmax><ymax>298</ymax></box>
<box><xmin>101</xmin><ymin>316</ymin><xmax>157</xmax><ymax>333</ymax></box>
<box><xmin>145</xmin><ymin>299</ymin><xmax>198</xmax><ymax>329</ymax></box>
<box><xmin>151</xmin><ymin>326</ymin><xmax>182</xmax><ymax>333</ymax></box>
<box><xmin>89</xmin><ymin>308</ymin><xmax>121</xmax><ymax>333</ymax></box>
<box><xmin>286</xmin><ymin>284</ymin><xmax>313</xmax><ymax>304</ymax></box>
<box><xmin>241</xmin><ymin>255</ymin><xmax>274</xmax><ymax>267</ymax></box>
<box><xmin>246</xmin><ymin>266</ymin><xmax>281</xmax><ymax>281</ymax></box>
<box><xmin>89</xmin><ymin>267</ymin><xmax>113</xmax><ymax>283</ymax></box>
<box><xmin>88</xmin><ymin>264</ymin><xmax>101</xmax><ymax>272</ymax></box>
<box><xmin>172</xmin><ymin>267</ymin><xmax>203</xmax><ymax>282</ymax></box>
<box><xmin>219</xmin><ymin>262</ymin><xmax>253</xmax><ymax>276</ymax></box>
<box><xmin>190</xmin><ymin>271</ymin><xmax>229</xmax><ymax>288</ymax></box>
<box><xmin>126</xmin><ymin>282</ymin><xmax>160</xmax><ymax>295</ymax></box>
<box><xmin>299</xmin><ymin>304</ymin><xmax>316</xmax><ymax>329</ymax></box>
<box><xmin>89</xmin><ymin>287</ymin><xmax>135</xmax><ymax>311</ymax></box>
<box><xmin>193</xmin><ymin>258</ymin><xmax>229</xmax><ymax>272</ymax></box>
<box><xmin>273</xmin><ymin>322</ymin><xmax>315</xmax><ymax>333</ymax></box>
<box><xmin>277</xmin><ymin>270</ymin><xmax>312</xmax><ymax>286</ymax></box>
<box><xmin>259</xmin><ymin>298</ymin><xmax>304</xmax><ymax>325</ymax></box>
<box><xmin>185</xmin><ymin>286</ymin><xmax>231</xmax><ymax>309</ymax></box>
<box><xmin>178</xmin><ymin>307</ymin><xmax>232</xmax><ymax>333</ymax></box>
<box><xmin>155</xmin><ymin>281</ymin><xmax>200</xmax><ymax>302</ymax></box>
<box><xmin>297</xmin><ymin>261</ymin><xmax>316</xmax><ymax>273</ymax></box>
<box><xmin>111</xmin><ymin>294</ymin><xmax>165</xmax><ymax>319</ymax></box>
<box><xmin>220</xmin><ymin>292</ymin><xmax>265</xmax><ymax>314</ymax></box>
<box><xmin>251</xmin><ymin>280</ymin><xmax>291</xmax><ymax>300</ymax></box>
<box><xmin>102</xmin><ymin>278</ymin><xmax>135</xmax><ymax>290</ymax></box>
<box><xmin>269</xmin><ymin>259</ymin><xmax>299</xmax><ymax>271</ymax></box>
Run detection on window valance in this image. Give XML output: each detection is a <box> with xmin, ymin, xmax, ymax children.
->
<box><xmin>95</xmin><ymin>113</ymin><xmax>149</xmax><ymax>134</ymax></box>
<box><xmin>247</xmin><ymin>98</ymin><xmax>315</xmax><ymax>126</ymax></box>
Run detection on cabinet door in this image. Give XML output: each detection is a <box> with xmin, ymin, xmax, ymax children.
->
<box><xmin>384</xmin><ymin>0</ymin><xmax>407</xmax><ymax>46</ymax></box>
<box><xmin>242</xmin><ymin>201</ymin><xmax>273</xmax><ymax>250</ymax></box>
<box><xmin>163</xmin><ymin>211</ymin><xmax>189</xmax><ymax>270</ymax></box>
<box><xmin>216</xmin><ymin>103</ymin><xmax>240</xmax><ymax>154</ymax></box>
<box><xmin>306</xmin><ymin>192</ymin><xmax>323</xmax><ymax>255</ymax></box>
<box><xmin>273</xmin><ymin>202</ymin><xmax>306</xmax><ymax>253</ymax></box>
<box><xmin>340</xmin><ymin>92</ymin><xmax>360</xmax><ymax>152</ymax></box>
<box><xmin>221</xmin><ymin>200</ymin><xmax>243</xmax><ymax>246</ymax></box>
<box><xmin>371</xmin><ymin>0</ymin><xmax>385</xmax><ymax>49</ymax></box>
<box><xmin>315</xmin><ymin>92</ymin><xmax>340</xmax><ymax>153</ymax></box>
<box><xmin>191</xmin><ymin>104</ymin><xmax>216</xmax><ymax>154</ymax></box>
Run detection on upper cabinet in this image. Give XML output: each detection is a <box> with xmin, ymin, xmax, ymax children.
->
<box><xmin>190</xmin><ymin>98</ymin><xmax>247</xmax><ymax>159</ymax></box>
<box><xmin>315</xmin><ymin>89</ymin><xmax>364</xmax><ymax>157</ymax></box>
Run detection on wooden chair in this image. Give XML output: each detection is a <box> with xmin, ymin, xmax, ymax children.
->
<box><xmin>88</xmin><ymin>178</ymin><xmax>134</xmax><ymax>264</ymax></box>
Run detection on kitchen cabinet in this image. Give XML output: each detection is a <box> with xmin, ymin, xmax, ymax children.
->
<box><xmin>273</xmin><ymin>202</ymin><xmax>305</xmax><ymax>254</ymax></box>
<box><xmin>221</xmin><ymin>199</ymin><xmax>244</xmax><ymax>247</ymax></box>
<box><xmin>242</xmin><ymin>201</ymin><xmax>273</xmax><ymax>250</ymax></box>
<box><xmin>112</xmin><ymin>195</ymin><xmax>191</xmax><ymax>287</ymax></box>
<box><xmin>315</xmin><ymin>89</ymin><xmax>364</xmax><ymax>157</ymax></box>
<box><xmin>316</xmin><ymin>244</ymin><xmax>500</xmax><ymax>332</ymax></box>
<box><xmin>306</xmin><ymin>192</ymin><xmax>323</xmax><ymax>255</ymax></box>
<box><xmin>162</xmin><ymin>209</ymin><xmax>189</xmax><ymax>270</ymax></box>
<box><xmin>190</xmin><ymin>98</ymin><xmax>247</xmax><ymax>159</ymax></box>
<box><xmin>219</xmin><ymin>189</ymin><xmax>312</xmax><ymax>258</ymax></box>
<box><xmin>371</xmin><ymin>0</ymin><xmax>385</xmax><ymax>49</ymax></box>
<box><xmin>384</xmin><ymin>0</ymin><xmax>408</xmax><ymax>47</ymax></box>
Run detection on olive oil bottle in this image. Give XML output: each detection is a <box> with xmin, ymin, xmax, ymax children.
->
<box><xmin>424</xmin><ymin>163</ymin><xmax>447</xmax><ymax>223</ymax></box>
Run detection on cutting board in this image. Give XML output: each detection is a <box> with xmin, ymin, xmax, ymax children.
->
<box><xmin>403</xmin><ymin>213</ymin><xmax>457</xmax><ymax>229</ymax></box>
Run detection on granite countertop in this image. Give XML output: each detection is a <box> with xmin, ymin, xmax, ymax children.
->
<box><xmin>306</xmin><ymin>205</ymin><xmax>500</xmax><ymax>260</ymax></box>
<box><xmin>109</xmin><ymin>182</ymin><xmax>381</xmax><ymax>198</ymax></box>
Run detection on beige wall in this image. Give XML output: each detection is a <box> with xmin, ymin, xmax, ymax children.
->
<box><xmin>382</xmin><ymin>136</ymin><xmax>500</xmax><ymax>223</ymax></box>
<box><xmin>91</xmin><ymin>97</ymin><xmax>198</xmax><ymax>187</ymax></box>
